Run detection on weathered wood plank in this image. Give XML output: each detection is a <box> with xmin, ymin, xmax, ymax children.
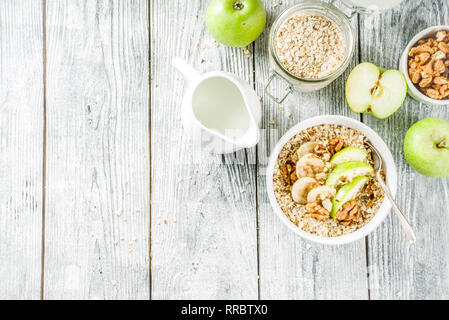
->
<box><xmin>150</xmin><ymin>0</ymin><xmax>259</xmax><ymax>299</ymax></box>
<box><xmin>44</xmin><ymin>0</ymin><xmax>150</xmax><ymax>299</ymax></box>
<box><xmin>0</xmin><ymin>0</ymin><xmax>44</xmax><ymax>300</ymax></box>
<box><xmin>255</xmin><ymin>0</ymin><xmax>369</xmax><ymax>299</ymax></box>
<box><xmin>360</xmin><ymin>0</ymin><xmax>449</xmax><ymax>300</ymax></box>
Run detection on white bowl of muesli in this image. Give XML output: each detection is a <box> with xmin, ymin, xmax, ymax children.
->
<box><xmin>266</xmin><ymin>115</ymin><xmax>397</xmax><ymax>245</ymax></box>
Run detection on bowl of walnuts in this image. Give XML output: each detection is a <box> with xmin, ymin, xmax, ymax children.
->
<box><xmin>399</xmin><ymin>25</ymin><xmax>449</xmax><ymax>106</ymax></box>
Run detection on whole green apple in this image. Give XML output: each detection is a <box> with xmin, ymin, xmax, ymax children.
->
<box><xmin>404</xmin><ymin>117</ymin><xmax>449</xmax><ymax>177</ymax></box>
<box><xmin>206</xmin><ymin>0</ymin><xmax>266</xmax><ymax>48</ymax></box>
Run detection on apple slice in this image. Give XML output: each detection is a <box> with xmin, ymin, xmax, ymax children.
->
<box><xmin>330</xmin><ymin>146</ymin><xmax>368</xmax><ymax>165</ymax></box>
<box><xmin>330</xmin><ymin>176</ymin><xmax>369</xmax><ymax>218</ymax></box>
<box><xmin>345</xmin><ymin>62</ymin><xmax>407</xmax><ymax>119</ymax></box>
<box><xmin>325</xmin><ymin>160</ymin><xmax>373</xmax><ymax>186</ymax></box>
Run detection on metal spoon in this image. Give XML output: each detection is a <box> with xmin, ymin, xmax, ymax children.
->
<box><xmin>366</xmin><ymin>142</ymin><xmax>416</xmax><ymax>244</ymax></box>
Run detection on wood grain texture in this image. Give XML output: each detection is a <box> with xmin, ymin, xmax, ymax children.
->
<box><xmin>359</xmin><ymin>0</ymin><xmax>449</xmax><ymax>300</ymax></box>
<box><xmin>0</xmin><ymin>0</ymin><xmax>44</xmax><ymax>300</ymax></box>
<box><xmin>44</xmin><ymin>0</ymin><xmax>150</xmax><ymax>299</ymax></box>
<box><xmin>1</xmin><ymin>0</ymin><xmax>449</xmax><ymax>300</ymax></box>
<box><xmin>254</xmin><ymin>0</ymin><xmax>369</xmax><ymax>299</ymax></box>
<box><xmin>150</xmin><ymin>0</ymin><xmax>259</xmax><ymax>299</ymax></box>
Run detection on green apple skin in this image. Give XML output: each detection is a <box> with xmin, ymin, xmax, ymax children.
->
<box><xmin>325</xmin><ymin>161</ymin><xmax>374</xmax><ymax>186</ymax></box>
<box><xmin>330</xmin><ymin>146</ymin><xmax>368</xmax><ymax>165</ymax></box>
<box><xmin>345</xmin><ymin>62</ymin><xmax>407</xmax><ymax>119</ymax></box>
<box><xmin>330</xmin><ymin>176</ymin><xmax>369</xmax><ymax>218</ymax></box>
<box><xmin>404</xmin><ymin>117</ymin><xmax>449</xmax><ymax>177</ymax></box>
<box><xmin>206</xmin><ymin>0</ymin><xmax>266</xmax><ymax>48</ymax></box>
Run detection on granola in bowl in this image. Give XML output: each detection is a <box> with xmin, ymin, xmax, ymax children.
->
<box><xmin>272</xmin><ymin>124</ymin><xmax>385</xmax><ymax>237</ymax></box>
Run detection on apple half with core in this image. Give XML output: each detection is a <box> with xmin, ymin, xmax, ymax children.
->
<box><xmin>404</xmin><ymin>117</ymin><xmax>449</xmax><ymax>177</ymax></box>
<box><xmin>325</xmin><ymin>161</ymin><xmax>374</xmax><ymax>186</ymax></box>
<box><xmin>345</xmin><ymin>62</ymin><xmax>407</xmax><ymax>119</ymax></box>
<box><xmin>330</xmin><ymin>176</ymin><xmax>369</xmax><ymax>218</ymax></box>
<box><xmin>206</xmin><ymin>0</ymin><xmax>266</xmax><ymax>48</ymax></box>
<box><xmin>330</xmin><ymin>146</ymin><xmax>368</xmax><ymax>165</ymax></box>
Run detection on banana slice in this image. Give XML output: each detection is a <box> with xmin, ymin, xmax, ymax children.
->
<box><xmin>322</xmin><ymin>199</ymin><xmax>333</xmax><ymax>212</ymax></box>
<box><xmin>297</xmin><ymin>142</ymin><xmax>318</xmax><ymax>158</ymax></box>
<box><xmin>291</xmin><ymin>177</ymin><xmax>317</xmax><ymax>204</ymax></box>
<box><xmin>296</xmin><ymin>154</ymin><xmax>325</xmax><ymax>178</ymax></box>
<box><xmin>306</xmin><ymin>186</ymin><xmax>336</xmax><ymax>203</ymax></box>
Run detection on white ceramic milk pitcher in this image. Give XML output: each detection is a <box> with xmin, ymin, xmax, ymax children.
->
<box><xmin>173</xmin><ymin>58</ymin><xmax>261</xmax><ymax>154</ymax></box>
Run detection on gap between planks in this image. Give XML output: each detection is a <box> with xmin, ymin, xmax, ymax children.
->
<box><xmin>40</xmin><ymin>0</ymin><xmax>47</xmax><ymax>301</ymax></box>
<box><xmin>252</xmin><ymin>40</ymin><xmax>262</xmax><ymax>300</ymax></box>
<box><xmin>356</xmin><ymin>12</ymin><xmax>372</xmax><ymax>301</ymax></box>
<box><xmin>148</xmin><ymin>0</ymin><xmax>152</xmax><ymax>300</ymax></box>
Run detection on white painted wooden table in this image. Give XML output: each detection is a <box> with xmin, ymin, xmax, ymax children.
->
<box><xmin>1</xmin><ymin>0</ymin><xmax>448</xmax><ymax>300</ymax></box>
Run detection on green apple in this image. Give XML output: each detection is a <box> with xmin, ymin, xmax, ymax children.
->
<box><xmin>206</xmin><ymin>0</ymin><xmax>266</xmax><ymax>48</ymax></box>
<box><xmin>345</xmin><ymin>62</ymin><xmax>407</xmax><ymax>119</ymax></box>
<box><xmin>330</xmin><ymin>176</ymin><xmax>369</xmax><ymax>218</ymax></box>
<box><xmin>325</xmin><ymin>161</ymin><xmax>374</xmax><ymax>186</ymax></box>
<box><xmin>330</xmin><ymin>146</ymin><xmax>368</xmax><ymax>165</ymax></box>
<box><xmin>404</xmin><ymin>117</ymin><xmax>449</xmax><ymax>177</ymax></box>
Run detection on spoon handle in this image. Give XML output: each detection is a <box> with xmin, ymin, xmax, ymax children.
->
<box><xmin>376</xmin><ymin>171</ymin><xmax>416</xmax><ymax>244</ymax></box>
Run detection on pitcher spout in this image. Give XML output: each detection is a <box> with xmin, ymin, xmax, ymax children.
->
<box><xmin>234</xmin><ymin>124</ymin><xmax>260</xmax><ymax>149</ymax></box>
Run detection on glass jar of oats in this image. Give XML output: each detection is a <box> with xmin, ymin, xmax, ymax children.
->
<box><xmin>265</xmin><ymin>0</ymin><xmax>356</xmax><ymax>103</ymax></box>
<box><xmin>265</xmin><ymin>0</ymin><xmax>405</xmax><ymax>103</ymax></box>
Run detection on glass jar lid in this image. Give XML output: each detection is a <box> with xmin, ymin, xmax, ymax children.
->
<box><xmin>340</xmin><ymin>0</ymin><xmax>404</xmax><ymax>13</ymax></box>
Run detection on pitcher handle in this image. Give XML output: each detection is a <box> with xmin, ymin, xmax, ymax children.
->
<box><xmin>172</xmin><ymin>57</ymin><xmax>202</xmax><ymax>83</ymax></box>
<box><xmin>264</xmin><ymin>71</ymin><xmax>294</xmax><ymax>104</ymax></box>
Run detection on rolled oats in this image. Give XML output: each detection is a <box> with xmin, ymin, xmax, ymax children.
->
<box><xmin>275</xmin><ymin>13</ymin><xmax>346</xmax><ymax>79</ymax></box>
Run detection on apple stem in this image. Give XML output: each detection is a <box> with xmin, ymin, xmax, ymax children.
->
<box><xmin>233</xmin><ymin>1</ymin><xmax>244</xmax><ymax>10</ymax></box>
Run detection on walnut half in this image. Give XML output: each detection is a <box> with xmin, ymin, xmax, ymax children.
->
<box><xmin>328</xmin><ymin>138</ymin><xmax>344</xmax><ymax>154</ymax></box>
<box><xmin>281</xmin><ymin>160</ymin><xmax>298</xmax><ymax>185</ymax></box>
<box><xmin>335</xmin><ymin>200</ymin><xmax>361</xmax><ymax>226</ymax></box>
<box><xmin>306</xmin><ymin>202</ymin><xmax>330</xmax><ymax>221</ymax></box>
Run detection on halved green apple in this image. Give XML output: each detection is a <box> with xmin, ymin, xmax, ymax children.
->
<box><xmin>330</xmin><ymin>176</ymin><xmax>370</xmax><ymax>218</ymax></box>
<box><xmin>325</xmin><ymin>160</ymin><xmax>373</xmax><ymax>186</ymax></box>
<box><xmin>330</xmin><ymin>146</ymin><xmax>368</xmax><ymax>165</ymax></box>
<box><xmin>345</xmin><ymin>62</ymin><xmax>407</xmax><ymax>119</ymax></box>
